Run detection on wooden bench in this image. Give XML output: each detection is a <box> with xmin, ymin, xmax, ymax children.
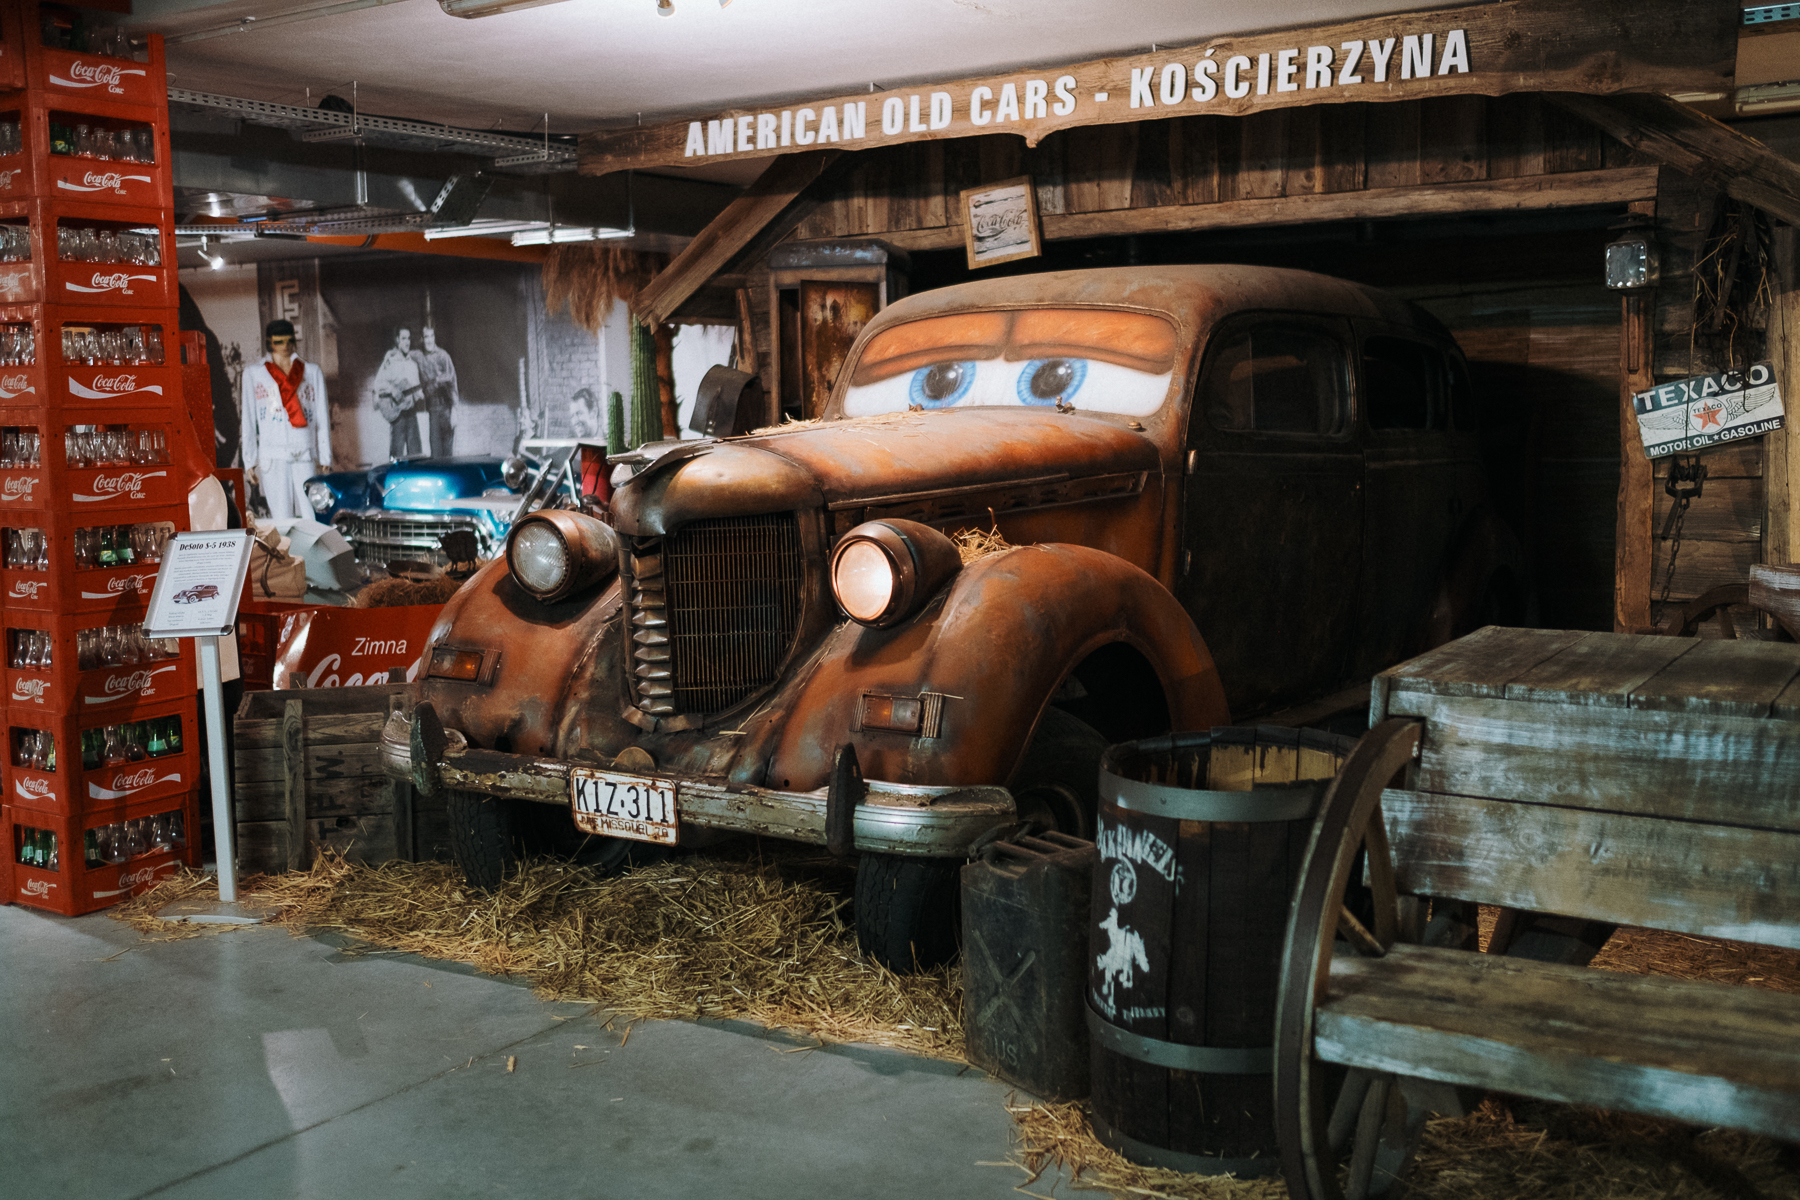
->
<box><xmin>1273</xmin><ymin>626</ymin><xmax>1800</xmax><ymax>1200</ymax></box>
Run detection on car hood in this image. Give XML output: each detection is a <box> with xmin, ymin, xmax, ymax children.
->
<box><xmin>610</xmin><ymin>407</ymin><xmax>1159</xmax><ymax>536</ymax></box>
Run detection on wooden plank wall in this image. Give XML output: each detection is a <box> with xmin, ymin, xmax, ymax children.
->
<box><xmin>785</xmin><ymin>95</ymin><xmax>1650</xmax><ymax>248</ymax></box>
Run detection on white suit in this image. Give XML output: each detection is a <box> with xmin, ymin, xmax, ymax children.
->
<box><xmin>241</xmin><ymin>355</ymin><xmax>330</xmax><ymax>520</ymax></box>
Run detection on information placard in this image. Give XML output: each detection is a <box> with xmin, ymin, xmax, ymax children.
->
<box><xmin>142</xmin><ymin>530</ymin><xmax>255</xmax><ymax>638</ymax></box>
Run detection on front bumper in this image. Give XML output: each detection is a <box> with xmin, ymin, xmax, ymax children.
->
<box><xmin>338</xmin><ymin>509</ymin><xmax>500</xmax><ymax>566</ymax></box>
<box><xmin>380</xmin><ymin>709</ymin><xmax>1017</xmax><ymax>858</ymax></box>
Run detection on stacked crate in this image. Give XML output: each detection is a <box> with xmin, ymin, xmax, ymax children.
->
<box><xmin>0</xmin><ymin>8</ymin><xmax>198</xmax><ymax>915</ymax></box>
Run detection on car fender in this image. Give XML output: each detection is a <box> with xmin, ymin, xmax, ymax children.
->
<box><xmin>761</xmin><ymin>542</ymin><xmax>1230</xmax><ymax>792</ymax></box>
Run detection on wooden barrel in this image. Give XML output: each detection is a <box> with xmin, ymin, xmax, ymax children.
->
<box><xmin>1088</xmin><ymin>725</ymin><xmax>1352</xmax><ymax>1175</ymax></box>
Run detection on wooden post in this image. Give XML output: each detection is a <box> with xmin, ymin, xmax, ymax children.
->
<box><xmin>1767</xmin><ymin>226</ymin><xmax>1800</xmax><ymax>570</ymax></box>
<box><xmin>1615</xmin><ymin>198</ymin><xmax>1657</xmax><ymax>633</ymax></box>
<box><xmin>655</xmin><ymin>323</ymin><xmax>678</xmax><ymax>438</ymax></box>
<box><xmin>282</xmin><ymin>698</ymin><xmax>308</xmax><ymax>872</ymax></box>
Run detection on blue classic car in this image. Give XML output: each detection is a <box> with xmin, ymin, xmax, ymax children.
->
<box><xmin>304</xmin><ymin>455</ymin><xmax>522</xmax><ymax>566</ymax></box>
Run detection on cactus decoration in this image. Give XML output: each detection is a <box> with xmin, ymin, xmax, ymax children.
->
<box><xmin>628</xmin><ymin>318</ymin><xmax>660</xmax><ymax>449</ymax></box>
<box><xmin>607</xmin><ymin>390</ymin><xmax>626</xmax><ymax>457</ymax></box>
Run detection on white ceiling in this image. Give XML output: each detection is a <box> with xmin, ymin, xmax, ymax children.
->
<box><xmin>128</xmin><ymin>0</ymin><xmax>1443</xmax><ymax>139</ymax></box>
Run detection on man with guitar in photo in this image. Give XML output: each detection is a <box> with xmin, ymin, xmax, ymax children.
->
<box><xmin>375</xmin><ymin>325</ymin><xmax>425</xmax><ymax>459</ymax></box>
<box><xmin>240</xmin><ymin>318</ymin><xmax>331</xmax><ymax>520</ymax></box>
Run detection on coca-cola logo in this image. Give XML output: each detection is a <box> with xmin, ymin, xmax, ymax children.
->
<box><xmin>74</xmin><ymin>469</ymin><xmax>165</xmax><ymax>503</ymax></box>
<box><xmin>95</xmin><ymin>863</ymin><xmax>164</xmax><ymax>899</ymax></box>
<box><xmin>70</xmin><ymin>377</ymin><xmax>162</xmax><ymax>400</ymax></box>
<box><xmin>8</xmin><ymin>579</ymin><xmax>47</xmax><ymax>599</ymax></box>
<box><xmin>57</xmin><ymin>170</ymin><xmax>150</xmax><ymax>195</ymax></box>
<box><xmin>51</xmin><ymin>60</ymin><xmax>147</xmax><ymax>94</ymax></box>
<box><xmin>80</xmin><ymin>572</ymin><xmax>151</xmax><ymax>600</ymax></box>
<box><xmin>16</xmin><ymin>776</ymin><xmax>51</xmax><ymax>798</ymax></box>
<box><xmin>86</xmin><ymin>171</ymin><xmax>123</xmax><ymax>188</ymax></box>
<box><xmin>2</xmin><ymin>373</ymin><xmax>30</xmax><ymax>390</ymax></box>
<box><xmin>0</xmin><ymin>169</ymin><xmax>20</xmax><ymax>189</ymax></box>
<box><xmin>11</xmin><ymin>677</ymin><xmax>48</xmax><ymax>701</ymax></box>
<box><xmin>21</xmin><ymin>878</ymin><xmax>54</xmax><ymax>897</ymax></box>
<box><xmin>2</xmin><ymin>475</ymin><xmax>36</xmax><ymax>500</ymax></box>
<box><xmin>112</xmin><ymin>767</ymin><xmax>159</xmax><ymax>790</ymax></box>
<box><xmin>67</xmin><ymin>271</ymin><xmax>155</xmax><ymax>295</ymax></box>
<box><xmin>90</xmin><ymin>766</ymin><xmax>181</xmax><ymax>801</ymax></box>
<box><xmin>82</xmin><ymin>662</ymin><xmax>175</xmax><ymax>705</ymax></box>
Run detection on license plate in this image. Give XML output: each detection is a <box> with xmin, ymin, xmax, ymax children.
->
<box><xmin>569</xmin><ymin>768</ymin><xmax>679</xmax><ymax>845</ymax></box>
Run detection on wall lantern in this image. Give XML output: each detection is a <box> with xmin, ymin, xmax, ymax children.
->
<box><xmin>1604</xmin><ymin>221</ymin><xmax>1660</xmax><ymax>291</ymax></box>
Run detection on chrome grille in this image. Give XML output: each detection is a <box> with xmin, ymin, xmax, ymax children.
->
<box><xmin>628</xmin><ymin>514</ymin><xmax>803</xmax><ymax>717</ymax></box>
<box><xmin>339</xmin><ymin>513</ymin><xmax>494</xmax><ymax>566</ymax></box>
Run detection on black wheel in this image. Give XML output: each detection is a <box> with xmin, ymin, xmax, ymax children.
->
<box><xmin>447</xmin><ymin>788</ymin><xmax>527</xmax><ymax>890</ymax></box>
<box><xmin>854</xmin><ymin>852</ymin><xmax>961</xmax><ymax>971</ymax></box>
<box><xmin>1008</xmin><ymin>706</ymin><xmax>1106</xmax><ymax>839</ymax></box>
<box><xmin>448</xmin><ymin>790</ymin><xmax>644</xmax><ymax>889</ymax></box>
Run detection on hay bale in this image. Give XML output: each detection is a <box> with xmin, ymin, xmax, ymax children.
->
<box><xmin>356</xmin><ymin>575</ymin><xmax>461</xmax><ymax>608</ymax></box>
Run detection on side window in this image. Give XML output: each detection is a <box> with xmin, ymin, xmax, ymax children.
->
<box><xmin>1202</xmin><ymin>323</ymin><xmax>1349</xmax><ymax>436</ymax></box>
<box><xmin>1362</xmin><ymin>336</ymin><xmax>1442</xmax><ymax>430</ymax></box>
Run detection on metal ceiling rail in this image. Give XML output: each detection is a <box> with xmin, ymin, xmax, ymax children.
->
<box><xmin>167</xmin><ymin>87</ymin><xmax>578</xmax><ymax>171</ymax></box>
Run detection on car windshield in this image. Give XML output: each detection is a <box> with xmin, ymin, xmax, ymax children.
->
<box><xmin>840</xmin><ymin>307</ymin><xmax>1178</xmax><ymax>418</ymax></box>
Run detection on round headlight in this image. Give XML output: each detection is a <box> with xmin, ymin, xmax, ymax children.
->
<box><xmin>505</xmin><ymin>509</ymin><xmax>620</xmax><ymax>603</ymax></box>
<box><xmin>305</xmin><ymin>480</ymin><xmax>336</xmax><ymax>513</ymax></box>
<box><xmin>510</xmin><ymin>522</ymin><xmax>568</xmax><ymax>593</ymax></box>
<box><xmin>830</xmin><ymin>519</ymin><xmax>963</xmax><ymax>629</ymax></box>
<box><xmin>834</xmin><ymin>539</ymin><xmax>897</xmax><ymax>623</ymax></box>
<box><xmin>501</xmin><ymin>456</ymin><xmax>529</xmax><ymax>491</ymax></box>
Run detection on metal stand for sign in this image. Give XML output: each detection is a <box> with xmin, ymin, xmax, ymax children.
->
<box><xmin>196</xmin><ymin>635</ymin><xmax>238</xmax><ymax>902</ymax></box>
<box><xmin>140</xmin><ymin>529</ymin><xmax>256</xmax><ymax>911</ymax></box>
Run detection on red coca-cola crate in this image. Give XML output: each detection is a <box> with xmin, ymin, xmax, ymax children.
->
<box><xmin>236</xmin><ymin>598</ymin><xmax>325</xmax><ymax>692</ymax></box>
<box><xmin>0</xmin><ymin>306</ymin><xmax>176</xmax><ymax>417</ymax></box>
<box><xmin>0</xmin><ymin>102</ymin><xmax>170</xmax><ymax>210</ymax></box>
<box><xmin>5</xmin><ymin>788</ymin><xmax>199</xmax><ymax>916</ymax></box>
<box><xmin>4</xmin><ymin>610</ymin><xmax>193</xmax><ymax>715</ymax></box>
<box><xmin>22</xmin><ymin>25</ymin><xmax>168</xmax><ymax>123</ymax></box>
<box><xmin>0</xmin><ymin>198</ymin><xmax>175</xmax><ymax>311</ymax></box>
<box><xmin>5</xmin><ymin>695</ymin><xmax>196</xmax><ymax>815</ymax></box>
<box><xmin>1</xmin><ymin>502</ymin><xmax>187</xmax><ymax>614</ymax></box>
<box><xmin>0</xmin><ymin>410</ymin><xmax>187</xmax><ymax>514</ymax></box>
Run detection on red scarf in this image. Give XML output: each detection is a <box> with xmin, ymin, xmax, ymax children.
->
<box><xmin>266</xmin><ymin>358</ymin><xmax>308</xmax><ymax>427</ymax></box>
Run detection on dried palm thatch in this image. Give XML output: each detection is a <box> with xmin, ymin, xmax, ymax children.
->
<box><xmin>112</xmin><ymin>843</ymin><xmax>963</xmax><ymax>1059</ymax></box>
<box><xmin>542</xmin><ymin>245</ymin><xmax>667</xmax><ymax>333</ymax></box>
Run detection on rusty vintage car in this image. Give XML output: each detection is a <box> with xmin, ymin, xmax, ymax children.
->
<box><xmin>381</xmin><ymin>265</ymin><xmax>1521</xmax><ymax>968</ymax></box>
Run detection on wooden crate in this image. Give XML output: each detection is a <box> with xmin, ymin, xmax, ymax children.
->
<box><xmin>231</xmin><ymin>684</ymin><xmax>449</xmax><ymax>874</ymax></box>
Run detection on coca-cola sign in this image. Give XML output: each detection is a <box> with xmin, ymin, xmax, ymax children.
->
<box><xmin>0</xmin><ymin>169</ymin><xmax>21</xmax><ymax>190</ymax></box>
<box><xmin>57</xmin><ymin>170</ymin><xmax>152</xmax><ymax>195</ymax></box>
<box><xmin>82</xmin><ymin>662</ymin><xmax>177</xmax><ymax>706</ymax></box>
<box><xmin>73</xmin><ymin>469</ymin><xmax>165</xmax><ymax>503</ymax></box>
<box><xmin>70</xmin><ymin>375</ymin><xmax>162</xmax><ymax>400</ymax></box>
<box><xmin>10</xmin><ymin>677</ymin><xmax>49</xmax><ymax>702</ymax></box>
<box><xmin>49</xmin><ymin>60</ymin><xmax>148</xmax><ymax>95</ymax></box>
<box><xmin>20</xmin><ymin>878</ymin><xmax>55</xmax><ymax>897</ymax></box>
<box><xmin>94</xmin><ymin>863</ymin><xmax>166</xmax><ymax>899</ymax></box>
<box><xmin>8</xmin><ymin>578</ymin><xmax>47</xmax><ymax>599</ymax></box>
<box><xmin>14</xmin><ymin>777</ymin><xmax>54</xmax><ymax>802</ymax></box>
<box><xmin>89</xmin><ymin>765</ymin><xmax>181</xmax><ymax>801</ymax></box>
<box><xmin>0</xmin><ymin>374</ymin><xmax>35</xmax><ymax>399</ymax></box>
<box><xmin>2</xmin><ymin>474</ymin><xmax>37</xmax><ymax>502</ymax></box>
<box><xmin>66</xmin><ymin>271</ymin><xmax>157</xmax><ymax>296</ymax></box>
<box><xmin>80</xmin><ymin>572</ymin><xmax>152</xmax><ymax>600</ymax></box>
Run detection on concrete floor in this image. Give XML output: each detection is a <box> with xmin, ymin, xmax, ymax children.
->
<box><xmin>1</xmin><ymin>899</ymin><xmax>1065</xmax><ymax>1200</ymax></box>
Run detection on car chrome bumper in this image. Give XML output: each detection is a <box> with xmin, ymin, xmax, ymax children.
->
<box><xmin>380</xmin><ymin>709</ymin><xmax>1016</xmax><ymax>857</ymax></box>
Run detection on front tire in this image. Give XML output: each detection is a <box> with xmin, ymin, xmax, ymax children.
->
<box><xmin>855</xmin><ymin>853</ymin><xmax>961</xmax><ymax>971</ymax></box>
<box><xmin>447</xmin><ymin>790</ymin><xmax>642</xmax><ymax>889</ymax></box>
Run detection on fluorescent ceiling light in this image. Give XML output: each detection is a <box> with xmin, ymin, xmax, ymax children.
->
<box><xmin>510</xmin><ymin>227</ymin><xmax>635</xmax><ymax>245</ymax></box>
<box><xmin>439</xmin><ymin>0</ymin><xmax>576</xmax><ymax>18</ymax></box>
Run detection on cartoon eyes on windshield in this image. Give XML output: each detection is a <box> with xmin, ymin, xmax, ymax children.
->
<box><xmin>908</xmin><ymin>358</ymin><xmax>1090</xmax><ymax>408</ymax></box>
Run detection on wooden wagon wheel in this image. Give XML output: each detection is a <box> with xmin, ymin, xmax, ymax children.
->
<box><xmin>1275</xmin><ymin>718</ymin><xmax>1425</xmax><ymax>1200</ymax></box>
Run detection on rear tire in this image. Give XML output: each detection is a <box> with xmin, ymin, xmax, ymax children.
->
<box><xmin>855</xmin><ymin>853</ymin><xmax>961</xmax><ymax>971</ymax></box>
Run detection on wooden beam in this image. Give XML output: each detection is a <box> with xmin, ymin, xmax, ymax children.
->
<box><xmin>581</xmin><ymin>0</ymin><xmax>1734</xmax><ymax>177</ymax></box>
<box><xmin>855</xmin><ymin>165</ymin><xmax>1660</xmax><ymax>253</ymax></box>
<box><xmin>1769</xmin><ymin>226</ymin><xmax>1800</xmax><ymax>570</ymax></box>
<box><xmin>1549</xmin><ymin>93</ymin><xmax>1800</xmax><ymax>228</ymax></box>
<box><xmin>633</xmin><ymin>150</ymin><xmax>840</xmax><ymax>328</ymax></box>
<box><xmin>1617</xmin><ymin>198</ymin><xmax>1657</xmax><ymax>633</ymax></box>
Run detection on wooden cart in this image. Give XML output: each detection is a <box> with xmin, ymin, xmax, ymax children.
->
<box><xmin>1274</xmin><ymin>626</ymin><xmax>1800</xmax><ymax>1200</ymax></box>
